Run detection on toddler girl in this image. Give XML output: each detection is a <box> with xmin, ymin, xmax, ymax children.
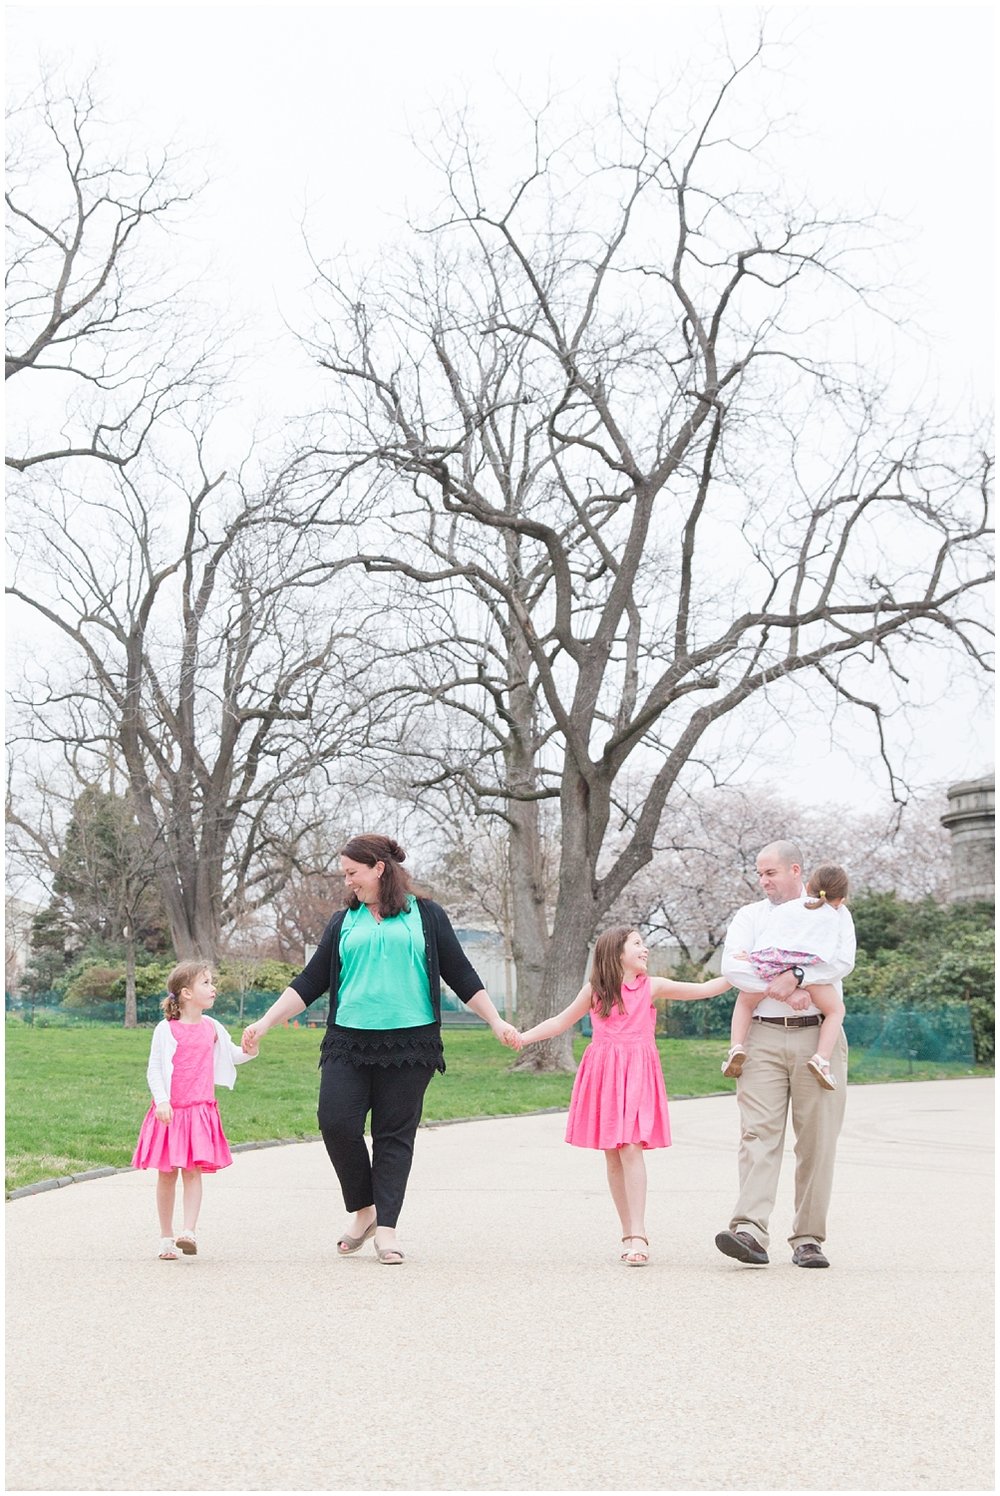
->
<box><xmin>132</xmin><ymin>961</ymin><xmax>255</xmax><ymax>1259</ymax></box>
<box><xmin>517</xmin><ymin>928</ymin><xmax>730</xmax><ymax>1265</ymax></box>
<box><xmin>722</xmin><ymin>862</ymin><xmax>849</xmax><ymax>1089</ymax></box>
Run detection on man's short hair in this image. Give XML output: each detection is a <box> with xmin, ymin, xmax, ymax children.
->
<box><xmin>759</xmin><ymin>839</ymin><xmax>804</xmax><ymax>867</ymax></box>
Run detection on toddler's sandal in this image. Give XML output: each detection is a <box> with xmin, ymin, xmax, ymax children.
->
<box><xmin>158</xmin><ymin>1238</ymin><xmax>178</xmax><ymax>1260</ymax></box>
<box><xmin>806</xmin><ymin>1055</ymin><xmax>837</xmax><ymax>1090</ymax></box>
<box><xmin>721</xmin><ymin>1045</ymin><xmax>747</xmax><ymax>1078</ymax></box>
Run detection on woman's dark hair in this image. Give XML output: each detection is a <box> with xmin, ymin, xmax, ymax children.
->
<box><xmin>340</xmin><ymin>834</ymin><xmax>414</xmax><ymax>918</ymax></box>
<box><xmin>804</xmin><ymin>863</ymin><xmax>850</xmax><ymax>910</ymax></box>
<box><xmin>588</xmin><ymin>926</ymin><xmax>633</xmax><ymax>1019</ymax></box>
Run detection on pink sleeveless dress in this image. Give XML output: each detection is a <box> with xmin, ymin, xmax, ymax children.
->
<box><xmin>131</xmin><ymin>1018</ymin><xmax>233</xmax><ymax>1173</ymax></box>
<box><xmin>564</xmin><ymin>974</ymin><xmax>671</xmax><ymax>1150</ymax></box>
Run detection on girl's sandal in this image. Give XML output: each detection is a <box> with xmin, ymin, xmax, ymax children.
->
<box><xmin>158</xmin><ymin>1238</ymin><xmax>179</xmax><ymax>1260</ymax></box>
<box><xmin>806</xmin><ymin>1055</ymin><xmax>837</xmax><ymax>1091</ymax></box>
<box><xmin>175</xmin><ymin>1231</ymin><xmax>198</xmax><ymax>1255</ymax></box>
<box><xmin>622</xmin><ymin>1235</ymin><xmax>650</xmax><ymax>1267</ymax></box>
<box><xmin>721</xmin><ymin>1045</ymin><xmax>747</xmax><ymax>1078</ymax></box>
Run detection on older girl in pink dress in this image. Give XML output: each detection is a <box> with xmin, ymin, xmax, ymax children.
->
<box><xmin>517</xmin><ymin>928</ymin><xmax>730</xmax><ymax>1265</ymax></box>
<box><xmin>132</xmin><ymin>961</ymin><xmax>255</xmax><ymax>1260</ymax></box>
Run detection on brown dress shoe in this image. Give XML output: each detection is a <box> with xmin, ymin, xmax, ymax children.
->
<box><xmin>792</xmin><ymin>1242</ymin><xmax>830</xmax><ymax>1268</ymax></box>
<box><xmin>715</xmin><ymin>1229</ymin><xmax>769</xmax><ymax>1265</ymax></box>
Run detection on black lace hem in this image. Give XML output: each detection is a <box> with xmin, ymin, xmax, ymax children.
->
<box><xmin>319</xmin><ymin>1024</ymin><xmax>445</xmax><ymax>1074</ymax></box>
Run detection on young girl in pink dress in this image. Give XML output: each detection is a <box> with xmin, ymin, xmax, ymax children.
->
<box><xmin>132</xmin><ymin>961</ymin><xmax>255</xmax><ymax>1260</ymax></box>
<box><xmin>517</xmin><ymin>928</ymin><xmax>731</xmax><ymax>1266</ymax></box>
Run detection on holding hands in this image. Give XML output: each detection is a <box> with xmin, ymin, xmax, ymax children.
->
<box><xmin>241</xmin><ymin>1025</ymin><xmax>261</xmax><ymax>1055</ymax></box>
<box><xmin>764</xmin><ymin>968</ymin><xmax>811</xmax><ymax>1006</ymax></box>
<box><xmin>493</xmin><ymin>1019</ymin><xmax>523</xmax><ymax>1051</ymax></box>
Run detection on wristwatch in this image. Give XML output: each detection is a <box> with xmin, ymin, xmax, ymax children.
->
<box><xmin>787</xmin><ymin>966</ymin><xmax>805</xmax><ymax>985</ymax></box>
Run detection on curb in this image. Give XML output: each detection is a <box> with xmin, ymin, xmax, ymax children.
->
<box><xmin>5</xmin><ymin>1094</ymin><xmax>734</xmax><ymax>1201</ymax></box>
<box><xmin>8</xmin><ymin>1165</ymin><xmax>124</xmax><ymax>1200</ymax></box>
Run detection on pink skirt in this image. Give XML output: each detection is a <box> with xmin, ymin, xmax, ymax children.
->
<box><xmin>131</xmin><ymin>1100</ymin><xmax>233</xmax><ymax>1173</ymax></box>
<box><xmin>565</xmin><ymin>1038</ymin><xmax>672</xmax><ymax>1150</ymax></box>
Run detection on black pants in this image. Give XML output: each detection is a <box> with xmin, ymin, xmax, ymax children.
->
<box><xmin>317</xmin><ymin>1057</ymin><xmax>436</xmax><ymax>1228</ymax></box>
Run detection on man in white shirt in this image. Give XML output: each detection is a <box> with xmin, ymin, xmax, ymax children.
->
<box><xmin>715</xmin><ymin>839</ymin><xmax>856</xmax><ymax>1268</ymax></box>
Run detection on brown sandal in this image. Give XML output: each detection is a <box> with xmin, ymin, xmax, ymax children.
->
<box><xmin>375</xmin><ymin>1244</ymin><xmax>404</xmax><ymax>1264</ymax></box>
<box><xmin>721</xmin><ymin>1045</ymin><xmax>747</xmax><ymax>1078</ymax></box>
<box><xmin>337</xmin><ymin>1221</ymin><xmax>377</xmax><ymax>1255</ymax></box>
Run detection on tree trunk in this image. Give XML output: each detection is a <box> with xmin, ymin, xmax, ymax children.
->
<box><xmin>509</xmin><ymin>791</ymin><xmax>593</xmax><ymax>1071</ymax></box>
<box><xmin>512</xmin><ymin>916</ymin><xmax>594</xmax><ymax>1072</ymax></box>
<box><xmin>503</xmin><ymin>611</ymin><xmax>576</xmax><ymax>1069</ymax></box>
<box><xmin>513</xmin><ymin>760</ymin><xmax>608</xmax><ymax>1072</ymax></box>
<box><xmin>123</xmin><ymin>928</ymin><xmax>137</xmax><ymax>1029</ymax></box>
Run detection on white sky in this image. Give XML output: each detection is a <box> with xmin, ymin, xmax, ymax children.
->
<box><xmin>6</xmin><ymin>0</ymin><xmax>996</xmax><ymax>810</ymax></box>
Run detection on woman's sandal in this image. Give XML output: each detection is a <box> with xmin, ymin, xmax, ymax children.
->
<box><xmin>806</xmin><ymin>1054</ymin><xmax>837</xmax><ymax>1091</ymax></box>
<box><xmin>375</xmin><ymin>1243</ymin><xmax>405</xmax><ymax>1265</ymax></box>
<box><xmin>158</xmin><ymin>1238</ymin><xmax>179</xmax><ymax>1260</ymax></box>
<box><xmin>337</xmin><ymin>1220</ymin><xmax>377</xmax><ymax>1255</ymax></box>
<box><xmin>721</xmin><ymin>1045</ymin><xmax>747</xmax><ymax>1078</ymax></box>
<box><xmin>622</xmin><ymin>1235</ymin><xmax>650</xmax><ymax>1267</ymax></box>
<box><xmin>174</xmin><ymin>1231</ymin><xmax>197</xmax><ymax>1255</ymax></box>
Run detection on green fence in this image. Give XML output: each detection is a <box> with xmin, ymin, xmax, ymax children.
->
<box><xmin>5</xmin><ymin>991</ymin><xmax>983</xmax><ymax>1076</ymax></box>
<box><xmin>653</xmin><ymin>995</ymin><xmax>978</xmax><ymax>1077</ymax></box>
<box><xmin>6</xmin><ymin>988</ymin><xmax>495</xmax><ymax>1030</ymax></box>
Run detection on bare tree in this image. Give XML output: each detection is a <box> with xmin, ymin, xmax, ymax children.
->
<box><xmin>610</xmin><ymin>785</ymin><xmax>955</xmax><ymax>965</ymax></box>
<box><xmin>5</xmin><ymin>68</ymin><xmax>222</xmax><ymax>473</ymax></box>
<box><xmin>287</xmin><ymin>46</ymin><xmax>992</xmax><ymax>1068</ymax></box>
<box><xmin>268</xmin><ymin>855</ymin><xmax>346</xmax><ymax>964</ymax></box>
<box><xmin>419</xmin><ymin>792</ymin><xmax>562</xmax><ymax>1023</ymax></box>
<box><xmin>6</xmin><ymin>421</ymin><xmax>387</xmax><ymax>960</ymax></box>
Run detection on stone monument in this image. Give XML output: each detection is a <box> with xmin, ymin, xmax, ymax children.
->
<box><xmin>940</xmin><ymin>775</ymin><xmax>995</xmax><ymax>902</ymax></box>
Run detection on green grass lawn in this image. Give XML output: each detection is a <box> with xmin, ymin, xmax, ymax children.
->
<box><xmin>4</xmin><ymin>1019</ymin><xmax>990</xmax><ymax>1193</ymax></box>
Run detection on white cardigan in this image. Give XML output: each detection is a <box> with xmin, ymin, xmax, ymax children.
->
<box><xmin>145</xmin><ymin>1017</ymin><xmax>255</xmax><ymax>1106</ymax></box>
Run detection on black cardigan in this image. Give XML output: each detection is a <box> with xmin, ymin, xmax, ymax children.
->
<box><xmin>289</xmin><ymin>897</ymin><xmax>485</xmax><ymax>1027</ymax></box>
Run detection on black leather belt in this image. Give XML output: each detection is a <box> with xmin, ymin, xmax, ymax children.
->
<box><xmin>752</xmin><ymin>1014</ymin><xmax>823</xmax><ymax>1028</ymax></box>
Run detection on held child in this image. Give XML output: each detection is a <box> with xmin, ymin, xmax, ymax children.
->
<box><xmin>722</xmin><ymin>863</ymin><xmax>849</xmax><ymax>1090</ymax></box>
<box><xmin>131</xmin><ymin>962</ymin><xmax>255</xmax><ymax>1260</ymax></box>
<box><xmin>517</xmin><ymin>928</ymin><xmax>730</xmax><ymax>1266</ymax></box>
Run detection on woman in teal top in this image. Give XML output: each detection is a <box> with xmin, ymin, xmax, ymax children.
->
<box><xmin>243</xmin><ymin>833</ymin><xmax>519</xmax><ymax>1263</ymax></box>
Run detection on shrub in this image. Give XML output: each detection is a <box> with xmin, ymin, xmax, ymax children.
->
<box><xmin>214</xmin><ymin>959</ymin><xmax>299</xmax><ymax>997</ymax></box>
<box><xmin>62</xmin><ymin>964</ymin><xmax>123</xmax><ymax>1005</ymax></box>
<box><xmin>846</xmin><ymin>894</ymin><xmax>994</xmax><ymax>1063</ymax></box>
<box><xmin>108</xmin><ymin>962</ymin><xmax>173</xmax><ymax>1001</ymax></box>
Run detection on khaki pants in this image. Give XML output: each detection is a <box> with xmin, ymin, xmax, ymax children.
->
<box><xmin>729</xmin><ymin>1020</ymin><xmax>848</xmax><ymax>1251</ymax></box>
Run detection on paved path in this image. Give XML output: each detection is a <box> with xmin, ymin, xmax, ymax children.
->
<box><xmin>5</xmin><ymin>1079</ymin><xmax>994</xmax><ymax>1492</ymax></box>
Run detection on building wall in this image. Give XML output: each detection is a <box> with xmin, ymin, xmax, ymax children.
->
<box><xmin>4</xmin><ymin>897</ymin><xmax>40</xmax><ymax>992</ymax></box>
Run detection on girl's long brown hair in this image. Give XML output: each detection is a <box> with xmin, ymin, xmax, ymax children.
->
<box><xmin>804</xmin><ymin>863</ymin><xmax>849</xmax><ymax>910</ymax></box>
<box><xmin>589</xmin><ymin>926</ymin><xmax>634</xmax><ymax>1019</ymax></box>
<box><xmin>340</xmin><ymin>834</ymin><xmax>415</xmax><ymax>918</ymax></box>
<box><xmin>162</xmin><ymin>961</ymin><xmax>210</xmax><ymax>1020</ymax></box>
